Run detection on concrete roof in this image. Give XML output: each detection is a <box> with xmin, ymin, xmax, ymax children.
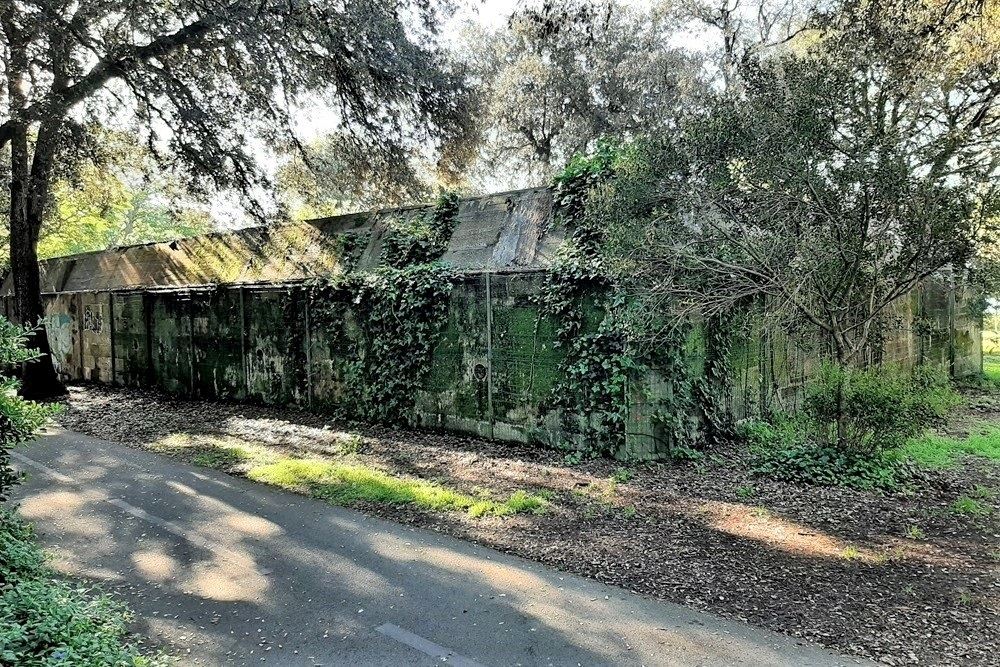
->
<box><xmin>2</xmin><ymin>187</ymin><xmax>560</xmax><ymax>295</ymax></box>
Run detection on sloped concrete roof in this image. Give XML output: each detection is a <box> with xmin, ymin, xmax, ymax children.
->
<box><xmin>1</xmin><ymin>187</ymin><xmax>559</xmax><ymax>295</ymax></box>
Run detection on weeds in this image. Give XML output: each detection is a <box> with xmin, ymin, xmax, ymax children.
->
<box><xmin>902</xmin><ymin>427</ymin><xmax>1000</xmax><ymax>469</ymax></box>
<box><xmin>841</xmin><ymin>545</ymin><xmax>862</xmax><ymax>561</ymax></box>
<box><xmin>610</xmin><ymin>467</ymin><xmax>632</xmax><ymax>484</ymax></box>
<box><xmin>950</xmin><ymin>496</ymin><xmax>991</xmax><ymax>516</ymax></box>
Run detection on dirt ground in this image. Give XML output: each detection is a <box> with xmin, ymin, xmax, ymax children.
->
<box><xmin>57</xmin><ymin>384</ymin><xmax>1000</xmax><ymax>666</ymax></box>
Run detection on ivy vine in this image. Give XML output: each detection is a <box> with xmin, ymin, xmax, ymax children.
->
<box><xmin>382</xmin><ymin>192</ymin><xmax>459</xmax><ymax>267</ymax></box>
<box><xmin>541</xmin><ymin>143</ymin><xmax>734</xmax><ymax>459</ymax></box>
<box><xmin>308</xmin><ymin>192</ymin><xmax>459</xmax><ymax>424</ymax></box>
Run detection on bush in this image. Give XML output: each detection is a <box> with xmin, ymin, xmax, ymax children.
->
<box><xmin>803</xmin><ymin>362</ymin><xmax>959</xmax><ymax>455</ymax></box>
<box><xmin>0</xmin><ymin>318</ymin><xmax>60</xmax><ymax>501</ymax></box>
<box><xmin>0</xmin><ymin>320</ymin><xmax>159</xmax><ymax>664</ymax></box>
<box><xmin>746</xmin><ymin>363</ymin><xmax>960</xmax><ymax>490</ymax></box>
<box><xmin>742</xmin><ymin>417</ymin><xmax>903</xmax><ymax>490</ymax></box>
<box><xmin>0</xmin><ymin>510</ymin><xmax>163</xmax><ymax>666</ymax></box>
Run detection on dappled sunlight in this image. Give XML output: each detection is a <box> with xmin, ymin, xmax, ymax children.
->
<box><xmin>219</xmin><ymin>511</ymin><xmax>284</xmax><ymax>538</ymax></box>
<box><xmin>375</xmin><ymin>542</ymin><xmax>553</xmax><ymax>591</ymax></box>
<box><xmin>692</xmin><ymin>500</ymin><xmax>885</xmax><ymax>563</ymax></box>
<box><xmin>166</xmin><ymin>480</ymin><xmax>200</xmax><ymax>496</ymax></box>
<box><xmin>690</xmin><ymin>500</ymin><xmax>980</xmax><ymax>568</ymax></box>
<box><xmin>186</xmin><ymin>554</ymin><xmax>271</xmax><ymax>603</ymax></box>
<box><xmin>132</xmin><ymin>549</ymin><xmax>180</xmax><ymax>582</ymax></box>
<box><xmin>219</xmin><ymin>415</ymin><xmax>345</xmax><ymax>455</ymax></box>
<box><xmin>18</xmin><ymin>490</ymin><xmax>111</xmax><ymax>538</ymax></box>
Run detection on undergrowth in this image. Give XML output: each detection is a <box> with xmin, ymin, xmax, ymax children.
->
<box><xmin>744</xmin><ymin>363</ymin><xmax>964</xmax><ymax>491</ymax></box>
<box><xmin>0</xmin><ymin>509</ymin><xmax>164</xmax><ymax>666</ymax></box>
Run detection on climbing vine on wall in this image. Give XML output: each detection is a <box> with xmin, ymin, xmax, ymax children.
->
<box><xmin>382</xmin><ymin>192</ymin><xmax>459</xmax><ymax>267</ymax></box>
<box><xmin>540</xmin><ymin>142</ymin><xmax>734</xmax><ymax>459</ymax></box>
<box><xmin>308</xmin><ymin>192</ymin><xmax>459</xmax><ymax>424</ymax></box>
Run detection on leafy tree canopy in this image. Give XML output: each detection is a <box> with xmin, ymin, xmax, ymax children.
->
<box><xmin>1</xmin><ymin>0</ymin><xmax>473</xmax><ymax>396</ymax></box>
<box><xmin>574</xmin><ymin>0</ymin><xmax>1000</xmax><ymax>364</ymax></box>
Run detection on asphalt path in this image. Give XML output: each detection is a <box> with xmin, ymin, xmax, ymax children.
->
<box><xmin>9</xmin><ymin>430</ymin><xmax>869</xmax><ymax>666</ymax></box>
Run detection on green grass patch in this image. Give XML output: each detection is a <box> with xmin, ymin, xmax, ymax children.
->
<box><xmin>902</xmin><ymin>425</ymin><xmax>1000</xmax><ymax>469</ymax></box>
<box><xmin>950</xmin><ymin>495</ymin><xmax>991</xmax><ymax>516</ymax></box>
<box><xmin>984</xmin><ymin>355</ymin><xmax>1000</xmax><ymax>383</ymax></box>
<box><xmin>247</xmin><ymin>457</ymin><xmax>548</xmax><ymax>518</ymax></box>
<box><xmin>191</xmin><ymin>445</ymin><xmax>253</xmax><ymax>469</ymax></box>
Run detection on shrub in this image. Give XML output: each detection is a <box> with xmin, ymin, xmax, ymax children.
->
<box><xmin>0</xmin><ymin>510</ymin><xmax>163</xmax><ymax>666</ymax></box>
<box><xmin>803</xmin><ymin>362</ymin><xmax>958</xmax><ymax>455</ymax></box>
<box><xmin>0</xmin><ymin>318</ymin><xmax>60</xmax><ymax>501</ymax></box>
<box><xmin>0</xmin><ymin>319</ymin><xmax>159</xmax><ymax>664</ymax></box>
<box><xmin>746</xmin><ymin>363</ymin><xmax>960</xmax><ymax>490</ymax></box>
<box><xmin>742</xmin><ymin>417</ymin><xmax>903</xmax><ymax>490</ymax></box>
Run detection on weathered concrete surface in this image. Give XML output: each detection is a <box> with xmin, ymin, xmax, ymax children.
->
<box><xmin>0</xmin><ymin>188</ymin><xmax>558</xmax><ymax>295</ymax></box>
<box><xmin>11</xmin><ymin>430</ymin><xmax>868</xmax><ymax>666</ymax></box>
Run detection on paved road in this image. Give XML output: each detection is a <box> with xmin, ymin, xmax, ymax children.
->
<box><xmin>10</xmin><ymin>430</ymin><xmax>867</xmax><ymax>666</ymax></box>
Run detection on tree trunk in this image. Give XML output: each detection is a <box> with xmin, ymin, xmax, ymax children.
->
<box><xmin>833</xmin><ymin>340</ymin><xmax>847</xmax><ymax>446</ymax></box>
<box><xmin>7</xmin><ymin>123</ymin><xmax>65</xmax><ymax>399</ymax></box>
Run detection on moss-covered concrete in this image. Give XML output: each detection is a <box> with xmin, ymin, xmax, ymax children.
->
<box><xmin>2</xmin><ymin>189</ymin><xmax>983</xmax><ymax>460</ymax></box>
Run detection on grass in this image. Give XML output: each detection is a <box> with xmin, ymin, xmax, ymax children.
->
<box><xmin>153</xmin><ymin>432</ymin><xmax>550</xmax><ymax>518</ymax></box>
<box><xmin>950</xmin><ymin>495</ymin><xmax>991</xmax><ymax>516</ymax></box>
<box><xmin>901</xmin><ymin>425</ymin><xmax>1000</xmax><ymax>469</ymax></box>
<box><xmin>154</xmin><ymin>431</ymin><xmax>550</xmax><ymax>519</ymax></box>
<box><xmin>610</xmin><ymin>467</ymin><xmax>632</xmax><ymax>484</ymax></box>
<box><xmin>191</xmin><ymin>445</ymin><xmax>253</xmax><ymax>468</ymax></box>
<box><xmin>248</xmin><ymin>458</ymin><xmax>548</xmax><ymax>517</ymax></box>
<box><xmin>984</xmin><ymin>354</ymin><xmax>1000</xmax><ymax>383</ymax></box>
<box><xmin>841</xmin><ymin>545</ymin><xmax>862</xmax><ymax>561</ymax></box>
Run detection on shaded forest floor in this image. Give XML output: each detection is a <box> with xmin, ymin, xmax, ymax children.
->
<box><xmin>58</xmin><ymin>384</ymin><xmax>1000</xmax><ymax>666</ymax></box>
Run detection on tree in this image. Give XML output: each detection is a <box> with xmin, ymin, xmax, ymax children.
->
<box><xmin>670</xmin><ymin>0</ymin><xmax>823</xmax><ymax>90</ymax></box>
<box><xmin>0</xmin><ymin>130</ymin><xmax>215</xmax><ymax>262</ymax></box>
<box><xmin>588</xmin><ymin>0</ymin><xmax>1000</xmax><ymax>366</ymax></box>
<box><xmin>0</xmin><ymin>0</ymin><xmax>470</xmax><ymax>398</ymax></box>
<box><xmin>460</xmin><ymin>0</ymin><xmax>700</xmax><ymax>186</ymax></box>
<box><xmin>275</xmin><ymin>132</ymin><xmax>453</xmax><ymax>219</ymax></box>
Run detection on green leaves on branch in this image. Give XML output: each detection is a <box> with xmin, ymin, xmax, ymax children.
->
<box><xmin>0</xmin><ymin>319</ymin><xmax>60</xmax><ymax>501</ymax></box>
<box><xmin>543</xmin><ymin>145</ymin><xmax>732</xmax><ymax>459</ymax></box>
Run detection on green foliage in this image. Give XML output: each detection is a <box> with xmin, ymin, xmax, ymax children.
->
<box><xmin>803</xmin><ymin>363</ymin><xmax>959</xmax><ymax>454</ymax></box>
<box><xmin>540</xmin><ymin>143</ymin><xmax>731</xmax><ymax>459</ymax></box>
<box><xmin>248</xmin><ymin>458</ymin><xmax>547</xmax><ymax>518</ymax></box>
<box><xmin>27</xmin><ymin>130</ymin><xmax>215</xmax><ymax>264</ymax></box>
<box><xmin>382</xmin><ymin>192</ymin><xmax>460</xmax><ymax>268</ymax></box>
<box><xmin>745</xmin><ymin>364</ymin><xmax>961</xmax><ymax>490</ymax></box>
<box><xmin>750</xmin><ymin>436</ymin><xmax>903</xmax><ymax>491</ymax></box>
<box><xmin>191</xmin><ymin>446</ymin><xmax>251</xmax><ymax>469</ymax></box>
<box><xmin>984</xmin><ymin>355</ymin><xmax>1000</xmax><ymax>383</ymax></box>
<box><xmin>0</xmin><ymin>319</ymin><xmax>59</xmax><ymax>501</ymax></box>
<box><xmin>610</xmin><ymin>468</ymin><xmax>632</xmax><ymax>484</ymax></box>
<box><xmin>310</xmin><ymin>264</ymin><xmax>454</xmax><ymax>424</ymax></box>
<box><xmin>0</xmin><ymin>509</ymin><xmax>163</xmax><ymax>666</ymax></box>
<box><xmin>950</xmin><ymin>496</ymin><xmax>990</xmax><ymax>516</ymax></box>
<box><xmin>309</xmin><ymin>192</ymin><xmax>459</xmax><ymax>425</ymax></box>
